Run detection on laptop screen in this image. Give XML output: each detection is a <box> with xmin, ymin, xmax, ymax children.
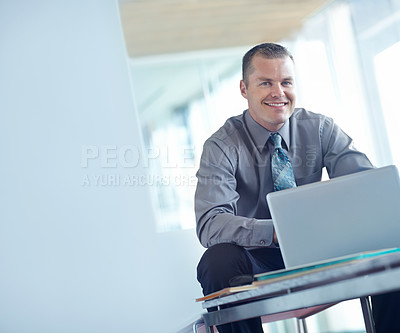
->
<box><xmin>267</xmin><ymin>165</ymin><xmax>400</xmax><ymax>268</ymax></box>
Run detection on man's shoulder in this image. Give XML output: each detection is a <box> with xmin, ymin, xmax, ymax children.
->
<box><xmin>207</xmin><ymin>112</ymin><xmax>246</xmax><ymax>144</ymax></box>
<box><xmin>292</xmin><ymin>108</ymin><xmax>331</xmax><ymax>121</ymax></box>
<box><xmin>291</xmin><ymin>108</ymin><xmax>334</xmax><ymax>128</ymax></box>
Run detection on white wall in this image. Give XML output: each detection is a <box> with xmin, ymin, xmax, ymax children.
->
<box><xmin>0</xmin><ymin>1</ymin><xmax>205</xmax><ymax>332</ymax></box>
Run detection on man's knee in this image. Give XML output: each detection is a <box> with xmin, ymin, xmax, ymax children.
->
<box><xmin>197</xmin><ymin>243</ymin><xmax>253</xmax><ymax>294</ymax></box>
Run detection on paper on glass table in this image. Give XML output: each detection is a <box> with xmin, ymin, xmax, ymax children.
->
<box><xmin>196</xmin><ymin>248</ymin><xmax>400</xmax><ymax>303</ymax></box>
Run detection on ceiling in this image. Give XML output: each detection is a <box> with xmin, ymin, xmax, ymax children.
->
<box><xmin>119</xmin><ymin>0</ymin><xmax>332</xmax><ymax>58</ymax></box>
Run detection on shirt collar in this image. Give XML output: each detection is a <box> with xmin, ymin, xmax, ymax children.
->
<box><xmin>244</xmin><ymin>110</ymin><xmax>291</xmax><ymax>152</ymax></box>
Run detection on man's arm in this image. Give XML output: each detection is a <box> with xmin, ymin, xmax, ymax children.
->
<box><xmin>322</xmin><ymin>117</ymin><xmax>374</xmax><ymax>177</ymax></box>
<box><xmin>195</xmin><ymin>138</ymin><xmax>275</xmax><ymax>248</ymax></box>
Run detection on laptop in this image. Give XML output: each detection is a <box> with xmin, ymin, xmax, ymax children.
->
<box><xmin>267</xmin><ymin>165</ymin><xmax>400</xmax><ymax>269</ymax></box>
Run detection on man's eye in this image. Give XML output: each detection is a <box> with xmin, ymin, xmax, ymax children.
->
<box><xmin>282</xmin><ymin>81</ymin><xmax>293</xmax><ymax>86</ymax></box>
<box><xmin>261</xmin><ymin>82</ymin><xmax>271</xmax><ymax>86</ymax></box>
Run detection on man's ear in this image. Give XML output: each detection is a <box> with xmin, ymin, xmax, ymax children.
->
<box><xmin>240</xmin><ymin>80</ymin><xmax>248</xmax><ymax>99</ymax></box>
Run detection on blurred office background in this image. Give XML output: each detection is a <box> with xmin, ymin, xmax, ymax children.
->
<box><xmin>0</xmin><ymin>0</ymin><xmax>399</xmax><ymax>332</ymax></box>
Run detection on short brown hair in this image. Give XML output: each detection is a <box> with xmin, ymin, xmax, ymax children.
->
<box><xmin>242</xmin><ymin>43</ymin><xmax>294</xmax><ymax>86</ymax></box>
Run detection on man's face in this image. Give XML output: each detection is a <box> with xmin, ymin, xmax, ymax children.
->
<box><xmin>240</xmin><ymin>55</ymin><xmax>296</xmax><ymax>132</ymax></box>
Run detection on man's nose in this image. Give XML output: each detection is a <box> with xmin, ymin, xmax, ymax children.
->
<box><xmin>271</xmin><ymin>84</ymin><xmax>285</xmax><ymax>97</ymax></box>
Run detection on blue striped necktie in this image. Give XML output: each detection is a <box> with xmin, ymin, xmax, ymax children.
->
<box><xmin>270</xmin><ymin>133</ymin><xmax>297</xmax><ymax>191</ymax></box>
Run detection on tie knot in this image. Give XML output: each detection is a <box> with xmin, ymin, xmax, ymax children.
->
<box><xmin>270</xmin><ymin>133</ymin><xmax>282</xmax><ymax>149</ymax></box>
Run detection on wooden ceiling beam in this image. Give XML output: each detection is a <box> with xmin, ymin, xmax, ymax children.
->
<box><xmin>119</xmin><ymin>0</ymin><xmax>332</xmax><ymax>57</ymax></box>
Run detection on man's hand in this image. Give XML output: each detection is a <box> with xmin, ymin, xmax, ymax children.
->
<box><xmin>273</xmin><ymin>229</ymin><xmax>279</xmax><ymax>246</ymax></box>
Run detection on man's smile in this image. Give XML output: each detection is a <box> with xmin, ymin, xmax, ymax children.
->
<box><xmin>264</xmin><ymin>102</ymin><xmax>289</xmax><ymax>107</ymax></box>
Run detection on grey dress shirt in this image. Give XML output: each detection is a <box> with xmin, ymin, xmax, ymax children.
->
<box><xmin>195</xmin><ymin>108</ymin><xmax>373</xmax><ymax>248</ymax></box>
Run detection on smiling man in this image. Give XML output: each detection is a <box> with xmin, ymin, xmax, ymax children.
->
<box><xmin>240</xmin><ymin>51</ymin><xmax>296</xmax><ymax>132</ymax></box>
<box><xmin>195</xmin><ymin>43</ymin><xmax>398</xmax><ymax>333</ymax></box>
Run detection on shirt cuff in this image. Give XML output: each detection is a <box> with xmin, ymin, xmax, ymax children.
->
<box><xmin>252</xmin><ymin>219</ymin><xmax>275</xmax><ymax>247</ymax></box>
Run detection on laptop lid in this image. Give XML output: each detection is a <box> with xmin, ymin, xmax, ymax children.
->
<box><xmin>267</xmin><ymin>165</ymin><xmax>400</xmax><ymax>269</ymax></box>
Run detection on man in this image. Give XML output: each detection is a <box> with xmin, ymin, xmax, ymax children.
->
<box><xmin>195</xmin><ymin>43</ymin><xmax>400</xmax><ymax>333</ymax></box>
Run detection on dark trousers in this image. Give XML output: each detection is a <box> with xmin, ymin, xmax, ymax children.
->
<box><xmin>372</xmin><ymin>290</ymin><xmax>400</xmax><ymax>333</ymax></box>
<box><xmin>197</xmin><ymin>243</ymin><xmax>285</xmax><ymax>333</ymax></box>
<box><xmin>197</xmin><ymin>243</ymin><xmax>400</xmax><ymax>333</ymax></box>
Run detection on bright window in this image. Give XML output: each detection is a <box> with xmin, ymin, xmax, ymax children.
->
<box><xmin>374</xmin><ymin>41</ymin><xmax>400</xmax><ymax>167</ymax></box>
